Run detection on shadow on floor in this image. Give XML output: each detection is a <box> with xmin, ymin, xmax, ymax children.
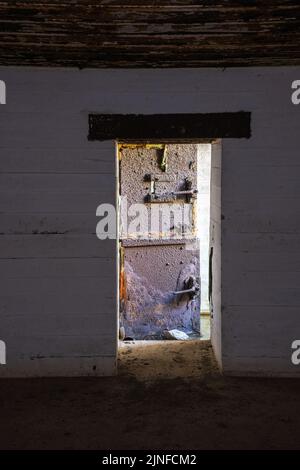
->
<box><xmin>1</xmin><ymin>342</ymin><xmax>300</xmax><ymax>449</ymax></box>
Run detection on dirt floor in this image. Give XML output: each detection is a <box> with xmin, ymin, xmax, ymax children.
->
<box><xmin>1</xmin><ymin>340</ymin><xmax>300</xmax><ymax>450</ymax></box>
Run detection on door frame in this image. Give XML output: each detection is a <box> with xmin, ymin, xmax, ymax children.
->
<box><xmin>88</xmin><ymin>112</ymin><xmax>251</xmax><ymax>372</ymax></box>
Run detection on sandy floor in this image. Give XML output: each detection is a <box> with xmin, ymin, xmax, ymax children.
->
<box><xmin>1</xmin><ymin>340</ymin><xmax>300</xmax><ymax>449</ymax></box>
<box><xmin>118</xmin><ymin>339</ymin><xmax>215</xmax><ymax>380</ymax></box>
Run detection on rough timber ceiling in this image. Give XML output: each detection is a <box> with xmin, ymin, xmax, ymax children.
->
<box><xmin>0</xmin><ymin>1</ymin><xmax>299</xmax><ymax>68</ymax></box>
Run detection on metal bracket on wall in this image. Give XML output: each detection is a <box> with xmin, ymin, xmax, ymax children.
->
<box><xmin>144</xmin><ymin>174</ymin><xmax>197</xmax><ymax>203</ymax></box>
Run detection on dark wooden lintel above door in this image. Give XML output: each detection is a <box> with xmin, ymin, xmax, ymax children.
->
<box><xmin>88</xmin><ymin>112</ymin><xmax>251</xmax><ymax>141</ymax></box>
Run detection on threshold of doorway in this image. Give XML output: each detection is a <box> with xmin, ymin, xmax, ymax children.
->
<box><xmin>118</xmin><ymin>338</ymin><xmax>215</xmax><ymax>381</ymax></box>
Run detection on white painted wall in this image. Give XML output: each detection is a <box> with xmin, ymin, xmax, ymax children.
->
<box><xmin>210</xmin><ymin>141</ymin><xmax>222</xmax><ymax>369</ymax></box>
<box><xmin>197</xmin><ymin>144</ymin><xmax>211</xmax><ymax>314</ymax></box>
<box><xmin>0</xmin><ymin>66</ymin><xmax>299</xmax><ymax>376</ymax></box>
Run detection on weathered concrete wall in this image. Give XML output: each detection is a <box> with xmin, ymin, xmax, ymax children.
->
<box><xmin>0</xmin><ymin>70</ymin><xmax>118</xmax><ymax>376</ymax></box>
<box><xmin>0</xmin><ymin>66</ymin><xmax>299</xmax><ymax>376</ymax></box>
<box><xmin>122</xmin><ymin>250</ymin><xmax>200</xmax><ymax>339</ymax></box>
<box><xmin>119</xmin><ymin>144</ymin><xmax>200</xmax><ymax>339</ymax></box>
<box><xmin>197</xmin><ymin>144</ymin><xmax>211</xmax><ymax>314</ymax></box>
<box><xmin>210</xmin><ymin>141</ymin><xmax>222</xmax><ymax>369</ymax></box>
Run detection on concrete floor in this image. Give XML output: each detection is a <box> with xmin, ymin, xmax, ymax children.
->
<box><xmin>1</xmin><ymin>341</ymin><xmax>300</xmax><ymax>449</ymax></box>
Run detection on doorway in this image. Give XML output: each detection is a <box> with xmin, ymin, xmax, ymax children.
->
<box><xmin>117</xmin><ymin>143</ymin><xmax>212</xmax><ymax>344</ymax></box>
<box><xmin>89</xmin><ymin>111</ymin><xmax>250</xmax><ymax>374</ymax></box>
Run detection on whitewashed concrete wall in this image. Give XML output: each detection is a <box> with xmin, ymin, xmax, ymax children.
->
<box><xmin>0</xmin><ymin>67</ymin><xmax>299</xmax><ymax>376</ymax></box>
<box><xmin>210</xmin><ymin>141</ymin><xmax>222</xmax><ymax>369</ymax></box>
<box><xmin>197</xmin><ymin>144</ymin><xmax>211</xmax><ymax>314</ymax></box>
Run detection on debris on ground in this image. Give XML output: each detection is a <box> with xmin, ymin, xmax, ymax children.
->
<box><xmin>163</xmin><ymin>329</ymin><xmax>189</xmax><ymax>340</ymax></box>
